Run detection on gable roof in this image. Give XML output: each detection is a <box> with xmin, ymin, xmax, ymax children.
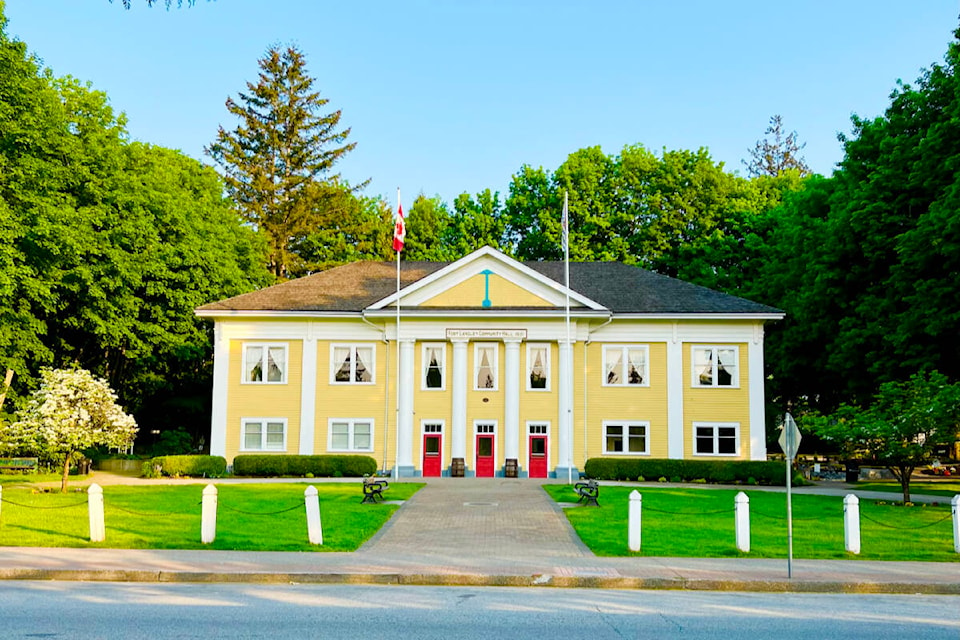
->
<box><xmin>196</xmin><ymin>254</ymin><xmax>782</xmax><ymax>318</ymax></box>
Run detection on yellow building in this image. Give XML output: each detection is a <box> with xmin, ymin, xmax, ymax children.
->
<box><xmin>196</xmin><ymin>247</ymin><xmax>783</xmax><ymax>478</ymax></box>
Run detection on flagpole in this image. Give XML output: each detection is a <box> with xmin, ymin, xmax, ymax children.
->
<box><xmin>394</xmin><ymin>187</ymin><xmax>401</xmax><ymax>480</ymax></box>
<box><xmin>564</xmin><ymin>190</ymin><xmax>572</xmax><ymax>485</ymax></box>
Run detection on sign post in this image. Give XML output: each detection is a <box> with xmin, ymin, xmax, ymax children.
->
<box><xmin>778</xmin><ymin>412</ymin><xmax>802</xmax><ymax>578</ymax></box>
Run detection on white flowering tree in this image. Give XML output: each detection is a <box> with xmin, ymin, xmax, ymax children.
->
<box><xmin>3</xmin><ymin>368</ymin><xmax>138</xmax><ymax>493</ymax></box>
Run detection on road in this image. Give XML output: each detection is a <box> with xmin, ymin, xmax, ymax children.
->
<box><xmin>1</xmin><ymin>582</ymin><xmax>957</xmax><ymax>639</ymax></box>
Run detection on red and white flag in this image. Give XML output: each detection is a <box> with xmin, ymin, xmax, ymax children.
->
<box><xmin>393</xmin><ymin>200</ymin><xmax>405</xmax><ymax>252</ymax></box>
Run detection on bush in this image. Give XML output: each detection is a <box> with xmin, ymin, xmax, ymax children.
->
<box><xmin>231</xmin><ymin>454</ymin><xmax>377</xmax><ymax>478</ymax></box>
<box><xmin>583</xmin><ymin>458</ymin><xmax>786</xmax><ymax>485</ymax></box>
<box><xmin>143</xmin><ymin>455</ymin><xmax>226</xmax><ymax>478</ymax></box>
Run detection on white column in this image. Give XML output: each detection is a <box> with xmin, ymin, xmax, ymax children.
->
<box><xmin>748</xmin><ymin>325</ymin><xmax>767</xmax><ymax>461</ymax></box>
<box><xmin>451</xmin><ymin>339</ymin><xmax>469</xmax><ymax>463</ymax></box>
<box><xmin>298</xmin><ymin>333</ymin><xmax>317</xmax><ymax>455</ymax></box>
<box><xmin>209</xmin><ymin>323</ymin><xmax>229</xmax><ymax>459</ymax></box>
<box><xmin>666</xmin><ymin>329</ymin><xmax>684</xmax><ymax>459</ymax></box>
<box><xmin>628</xmin><ymin>490</ymin><xmax>642</xmax><ymax>552</ymax></box>
<box><xmin>557</xmin><ymin>338</ymin><xmax>574</xmax><ymax>477</ymax></box>
<box><xmin>844</xmin><ymin>494</ymin><xmax>860</xmax><ymax>554</ymax></box>
<box><xmin>397</xmin><ymin>338</ymin><xmax>416</xmax><ymax>474</ymax></box>
<box><xmin>735</xmin><ymin>491</ymin><xmax>750</xmax><ymax>552</ymax></box>
<box><xmin>952</xmin><ymin>495</ymin><xmax>959</xmax><ymax>554</ymax></box>
<box><xmin>503</xmin><ymin>339</ymin><xmax>521</xmax><ymax>467</ymax></box>
<box><xmin>88</xmin><ymin>483</ymin><xmax>105</xmax><ymax>543</ymax></box>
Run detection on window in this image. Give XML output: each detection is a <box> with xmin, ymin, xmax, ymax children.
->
<box><xmin>692</xmin><ymin>346</ymin><xmax>738</xmax><ymax>387</ymax></box>
<box><xmin>603</xmin><ymin>421</ymin><xmax>649</xmax><ymax>454</ymax></box>
<box><xmin>241</xmin><ymin>418</ymin><xmax>286</xmax><ymax>451</ymax></box>
<box><xmin>328</xmin><ymin>419</ymin><xmax>374</xmax><ymax>452</ymax></box>
<box><xmin>422</xmin><ymin>344</ymin><xmax>446</xmax><ymax>390</ymax></box>
<box><xmin>242</xmin><ymin>343</ymin><xmax>287</xmax><ymax>384</ymax></box>
<box><xmin>331</xmin><ymin>344</ymin><xmax>375</xmax><ymax>384</ymax></box>
<box><xmin>526</xmin><ymin>344</ymin><xmax>550</xmax><ymax>391</ymax></box>
<box><xmin>694</xmin><ymin>422</ymin><xmax>739</xmax><ymax>456</ymax></box>
<box><xmin>603</xmin><ymin>345</ymin><xmax>648</xmax><ymax>386</ymax></box>
<box><xmin>474</xmin><ymin>343</ymin><xmax>498</xmax><ymax>390</ymax></box>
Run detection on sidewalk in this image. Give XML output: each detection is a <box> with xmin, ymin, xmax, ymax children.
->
<box><xmin>0</xmin><ymin>475</ymin><xmax>956</xmax><ymax>593</ymax></box>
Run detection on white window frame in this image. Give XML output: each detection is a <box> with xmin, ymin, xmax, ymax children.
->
<box><xmin>422</xmin><ymin>420</ymin><xmax>445</xmax><ymax>435</ymax></box>
<box><xmin>240</xmin><ymin>418</ymin><xmax>287</xmax><ymax>452</ymax></box>
<box><xmin>691</xmin><ymin>345</ymin><xmax>739</xmax><ymax>388</ymax></box>
<box><xmin>241</xmin><ymin>342</ymin><xmax>289</xmax><ymax>385</ymax></box>
<box><xmin>421</xmin><ymin>343</ymin><xmax>446</xmax><ymax>391</ymax></box>
<box><xmin>330</xmin><ymin>343</ymin><xmax>376</xmax><ymax>385</ymax></box>
<box><xmin>474</xmin><ymin>343</ymin><xmax>499</xmax><ymax>391</ymax></box>
<box><xmin>327</xmin><ymin>418</ymin><xmax>375</xmax><ymax>452</ymax></box>
<box><xmin>602</xmin><ymin>345</ymin><xmax>649</xmax><ymax>387</ymax></box>
<box><xmin>526</xmin><ymin>343</ymin><xmax>551</xmax><ymax>391</ymax></box>
<box><xmin>602</xmin><ymin>420</ymin><xmax>650</xmax><ymax>455</ymax></box>
<box><xmin>693</xmin><ymin>422</ymin><xmax>740</xmax><ymax>456</ymax></box>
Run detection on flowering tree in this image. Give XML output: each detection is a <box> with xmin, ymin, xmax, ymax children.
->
<box><xmin>2</xmin><ymin>368</ymin><xmax>138</xmax><ymax>492</ymax></box>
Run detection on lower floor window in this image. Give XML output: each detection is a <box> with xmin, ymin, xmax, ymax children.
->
<box><xmin>242</xmin><ymin>418</ymin><xmax>286</xmax><ymax>451</ymax></box>
<box><xmin>329</xmin><ymin>418</ymin><xmax>374</xmax><ymax>452</ymax></box>
<box><xmin>694</xmin><ymin>422</ymin><xmax>739</xmax><ymax>455</ymax></box>
<box><xmin>604</xmin><ymin>421</ymin><xmax>649</xmax><ymax>454</ymax></box>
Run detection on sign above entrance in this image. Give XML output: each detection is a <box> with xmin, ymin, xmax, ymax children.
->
<box><xmin>446</xmin><ymin>329</ymin><xmax>528</xmax><ymax>340</ymax></box>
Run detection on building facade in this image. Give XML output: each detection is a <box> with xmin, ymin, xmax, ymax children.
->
<box><xmin>196</xmin><ymin>247</ymin><xmax>783</xmax><ymax>478</ymax></box>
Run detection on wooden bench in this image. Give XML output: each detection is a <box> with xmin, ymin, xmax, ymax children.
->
<box><xmin>574</xmin><ymin>479</ymin><xmax>599</xmax><ymax>506</ymax></box>
<box><xmin>0</xmin><ymin>457</ymin><xmax>39</xmax><ymax>473</ymax></box>
<box><xmin>361</xmin><ymin>476</ymin><xmax>389</xmax><ymax>504</ymax></box>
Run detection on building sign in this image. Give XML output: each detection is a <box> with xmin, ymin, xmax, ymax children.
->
<box><xmin>446</xmin><ymin>329</ymin><xmax>527</xmax><ymax>340</ymax></box>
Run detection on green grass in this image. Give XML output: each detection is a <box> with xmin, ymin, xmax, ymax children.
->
<box><xmin>856</xmin><ymin>480</ymin><xmax>960</xmax><ymax>498</ymax></box>
<box><xmin>544</xmin><ymin>484</ymin><xmax>959</xmax><ymax>561</ymax></box>
<box><xmin>0</xmin><ymin>482</ymin><xmax>423</xmax><ymax>551</ymax></box>
<box><xmin>0</xmin><ymin>472</ymin><xmax>87</xmax><ymax>485</ymax></box>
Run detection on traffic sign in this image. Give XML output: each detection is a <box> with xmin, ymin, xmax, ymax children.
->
<box><xmin>778</xmin><ymin>412</ymin><xmax>802</xmax><ymax>461</ymax></box>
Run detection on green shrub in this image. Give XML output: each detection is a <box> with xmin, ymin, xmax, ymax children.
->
<box><xmin>583</xmin><ymin>458</ymin><xmax>787</xmax><ymax>485</ymax></box>
<box><xmin>144</xmin><ymin>455</ymin><xmax>226</xmax><ymax>478</ymax></box>
<box><xmin>231</xmin><ymin>454</ymin><xmax>377</xmax><ymax>478</ymax></box>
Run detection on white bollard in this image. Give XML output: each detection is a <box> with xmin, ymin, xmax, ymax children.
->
<box><xmin>735</xmin><ymin>491</ymin><xmax>750</xmax><ymax>553</ymax></box>
<box><xmin>952</xmin><ymin>495</ymin><xmax>959</xmax><ymax>554</ymax></box>
<box><xmin>628</xmin><ymin>490</ymin><xmax>642</xmax><ymax>552</ymax></box>
<box><xmin>844</xmin><ymin>493</ymin><xmax>860</xmax><ymax>554</ymax></box>
<box><xmin>88</xmin><ymin>483</ymin><xmax>105</xmax><ymax>542</ymax></box>
<box><xmin>305</xmin><ymin>486</ymin><xmax>323</xmax><ymax>545</ymax></box>
<box><xmin>201</xmin><ymin>484</ymin><xmax>218</xmax><ymax>544</ymax></box>
<box><xmin>0</xmin><ymin>484</ymin><xmax>3</xmax><ymax>521</ymax></box>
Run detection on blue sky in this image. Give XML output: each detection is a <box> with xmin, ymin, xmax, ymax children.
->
<box><xmin>4</xmin><ymin>1</ymin><xmax>958</xmax><ymax>208</ymax></box>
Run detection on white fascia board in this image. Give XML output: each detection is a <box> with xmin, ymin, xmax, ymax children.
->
<box><xmin>614</xmin><ymin>313</ymin><xmax>784</xmax><ymax>321</ymax></box>
<box><xmin>195</xmin><ymin>310</ymin><xmax>362</xmax><ymax>320</ymax></box>
<box><xmin>363</xmin><ymin>309</ymin><xmax>609</xmax><ymax>320</ymax></box>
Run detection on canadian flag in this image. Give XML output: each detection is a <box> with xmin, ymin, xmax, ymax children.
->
<box><xmin>393</xmin><ymin>201</ymin><xmax>405</xmax><ymax>252</ymax></box>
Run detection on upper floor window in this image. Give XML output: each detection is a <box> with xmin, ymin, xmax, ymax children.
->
<box><xmin>242</xmin><ymin>343</ymin><xmax>287</xmax><ymax>384</ymax></box>
<box><xmin>241</xmin><ymin>418</ymin><xmax>286</xmax><ymax>451</ymax></box>
<box><xmin>331</xmin><ymin>344</ymin><xmax>375</xmax><ymax>384</ymax></box>
<box><xmin>692</xmin><ymin>346</ymin><xmax>738</xmax><ymax>388</ymax></box>
<box><xmin>603</xmin><ymin>421</ymin><xmax>649</xmax><ymax>454</ymax></box>
<box><xmin>603</xmin><ymin>345</ymin><xmax>648</xmax><ymax>386</ymax></box>
<box><xmin>474</xmin><ymin>343</ymin><xmax>498</xmax><ymax>390</ymax></box>
<box><xmin>694</xmin><ymin>422</ymin><xmax>739</xmax><ymax>456</ymax></box>
<box><xmin>527</xmin><ymin>344</ymin><xmax>550</xmax><ymax>391</ymax></box>
<box><xmin>422</xmin><ymin>343</ymin><xmax>446</xmax><ymax>390</ymax></box>
<box><xmin>329</xmin><ymin>418</ymin><xmax>374</xmax><ymax>452</ymax></box>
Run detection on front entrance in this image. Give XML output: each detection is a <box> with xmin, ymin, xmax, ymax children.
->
<box><xmin>528</xmin><ymin>423</ymin><xmax>548</xmax><ymax>478</ymax></box>
<box><xmin>475</xmin><ymin>422</ymin><xmax>495</xmax><ymax>478</ymax></box>
<box><xmin>423</xmin><ymin>434</ymin><xmax>442</xmax><ymax>477</ymax></box>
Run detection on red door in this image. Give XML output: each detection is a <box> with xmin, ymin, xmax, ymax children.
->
<box><xmin>475</xmin><ymin>434</ymin><xmax>495</xmax><ymax>477</ymax></box>
<box><xmin>528</xmin><ymin>435</ymin><xmax>547</xmax><ymax>478</ymax></box>
<box><xmin>422</xmin><ymin>434</ymin><xmax>442</xmax><ymax>477</ymax></box>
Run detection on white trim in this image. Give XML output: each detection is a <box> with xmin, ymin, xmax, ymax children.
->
<box><xmin>240</xmin><ymin>417</ymin><xmax>288</xmax><ymax>452</ymax></box>
<box><xmin>525</xmin><ymin>421</ymin><xmax>550</xmax><ymax>473</ymax></box>
<box><xmin>474</xmin><ymin>420</ymin><xmax>498</xmax><ymax>435</ymax></box>
<box><xmin>614</xmin><ymin>313</ymin><xmax>784</xmax><ymax>321</ymax></box>
<box><xmin>666</xmin><ymin>337</ymin><xmax>684</xmax><ymax>459</ymax></box>
<box><xmin>329</xmin><ymin>343</ymin><xmax>376</xmax><ymax>385</ymax></box>
<box><xmin>473</xmin><ymin>342</ymin><xmax>499</xmax><ymax>391</ymax></box>
<box><xmin>691</xmin><ymin>345</ymin><xmax>740</xmax><ymax>389</ymax></box>
<box><xmin>298</xmin><ymin>334</ymin><xmax>317</xmax><ymax>455</ymax></box>
<box><xmin>421</xmin><ymin>420</ymin><xmax>445</xmax><ymax>435</ymax></box>
<box><xmin>601</xmin><ymin>344</ymin><xmax>650</xmax><ymax>387</ymax></box>
<box><xmin>692</xmin><ymin>421</ymin><xmax>741</xmax><ymax>457</ymax></box>
<box><xmin>240</xmin><ymin>342</ymin><xmax>289</xmax><ymax>385</ymax></box>
<box><xmin>602</xmin><ymin>420</ymin><xmax>651</xmax><ymax>456</ymax></box>
<box><xmin>421</xmin><ymin>342</ymin><xmax>447</xmax><ymax>391</ymax></box>
<box><xmin>209</xmin><ymin>323</ymin><xmax>229</xmax><ymax>458</ymax></box>
<box><xmin>748</xmin><ymin>336</ymin><xmax>767</xmax><ymax>461</ymax></box>
<box><xmin>327</xmin><ymin>418</ymin><xmax>375</xmax><ymax>452</ymax></box>
<box><xmin>525</xmin><ymin>343</ymin><xmax>551</xmax><ymax>392</ymax></box>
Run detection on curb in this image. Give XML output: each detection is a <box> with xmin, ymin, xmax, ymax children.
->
<box><xmin>1</xmin><ymin>569</ymin><xmax>957</xmax><ymax>594</ymax></box>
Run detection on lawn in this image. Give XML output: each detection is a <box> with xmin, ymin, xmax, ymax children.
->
<box><xmin>855</xmin><ymin>480</ymin><xmax>960</xmax><ymax>498</ymax></box>
<box><xmin>0</xmin><ymin>482</ymin><xmax>423</xmax><ymax>551</ymax></box>
<box><xmin>544</xmin><ymin>484</ymin><xmax>959</xmax><ymax>562</ymax></box>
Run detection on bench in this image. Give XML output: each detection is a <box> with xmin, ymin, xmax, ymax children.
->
<box><xmin>574</xmin><ymin>478</ymin><xmax>599</xmax><ymax>507</ymax></box>
<box><xmin>0</xmin><ymin>457</ymin><xmax>39</xmax><ymax>473</ymax></box>
<box><xmin>361</xmin><ymin>476</ymin><xmax>389</xmax><ymax>504</ymax></box>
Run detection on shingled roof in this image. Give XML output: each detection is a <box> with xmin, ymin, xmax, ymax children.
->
<box><xmin>196</xmin><ymin>258</ymin><xmax>781</xmax><ymax>316</ymax></box>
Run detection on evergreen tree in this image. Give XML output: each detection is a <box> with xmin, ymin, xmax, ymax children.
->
<box><xmin>744</xmin><ymin>115</ymin><xmax>811</xmax><ymax>177</ymax></box>
<box><xmin>207</xmin><ymin>45</ymin><xmax>363</xmax><ymax>278</ymax></box>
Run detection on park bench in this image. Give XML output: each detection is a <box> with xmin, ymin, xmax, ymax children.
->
<box><xmin>0</xmin><ymin>457</ymin><xmax>39</xmax><ymax>473</ymax></box>
<box><xmin>574</xmin><ymin>478</ymin><xmax>599</xmax><ymax>507</ymax></box>
<box><xmin>361</xmin><ymin>476</ymin><xmax>389</xmax><ymax>504</ymax></box>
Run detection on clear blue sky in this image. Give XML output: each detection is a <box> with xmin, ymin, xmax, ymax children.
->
<box><xmin>5</xmin><ymin>1</ymin><xmax>958</xmax><ymax>208</ymax></box>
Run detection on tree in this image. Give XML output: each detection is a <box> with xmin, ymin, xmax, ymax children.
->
<box><xmin>207</xmin><ymin>45</ymin><xmax>363</xmax><ymax>278</ymax></box>
<box><xmin>744</xmin><ymin>115</ymin><xmax>811</xmax><ymax>177</ymax></box>
<box><xmin>2</xmin><ymin>368</ymin><xmax>138</xmax><ymax>493</ymax></box>
<box><xmin>404</xmin><ymin>194</ymin><xmax>453</xmax><ymax>261</ymax></box>
<box><xmin>803</xmin><ymin>371</ymin><xmax>960</xmax><ymax>503</ymax></box>
<box><xmin>116</xmin><ymin>0</ymin><xmax>200</xmax><ymax>8</ymax></box>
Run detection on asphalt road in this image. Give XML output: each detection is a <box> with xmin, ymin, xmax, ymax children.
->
<box><xmin>1</xmin><ymin>582</ymin><xmax>958</xmax><ymax>639</ymax></box>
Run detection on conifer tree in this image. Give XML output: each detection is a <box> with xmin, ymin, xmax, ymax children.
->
<box><xmin>744</xmin><ymin>114</ymin><xmax>811</xmax><ymax>177</ymax></box>
<box><xmin>207</xmin><ymin>46</ymin><xmax>362</xmax><ymax>278</ymax></box>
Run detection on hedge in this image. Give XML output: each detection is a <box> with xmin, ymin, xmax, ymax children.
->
<box><xmin>231</xmin><ymin>454</ymin><xmax>377</xmax><ymax>478</ymax></box>
<box><xmin>143</xmin><ymin>455</ymin><xmax>227</xmax><ymax>478</ymax></box>
<box><xmin>583</xmin><ymin>458</ymin><xmax>787</xmax><ymax>486</ymax></box>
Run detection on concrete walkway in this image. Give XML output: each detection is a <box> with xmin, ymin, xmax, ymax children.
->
<box><xmin>0</xmin><ymin>474</ymin><xmax>957</xmax><ymax>593</ymax></box>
